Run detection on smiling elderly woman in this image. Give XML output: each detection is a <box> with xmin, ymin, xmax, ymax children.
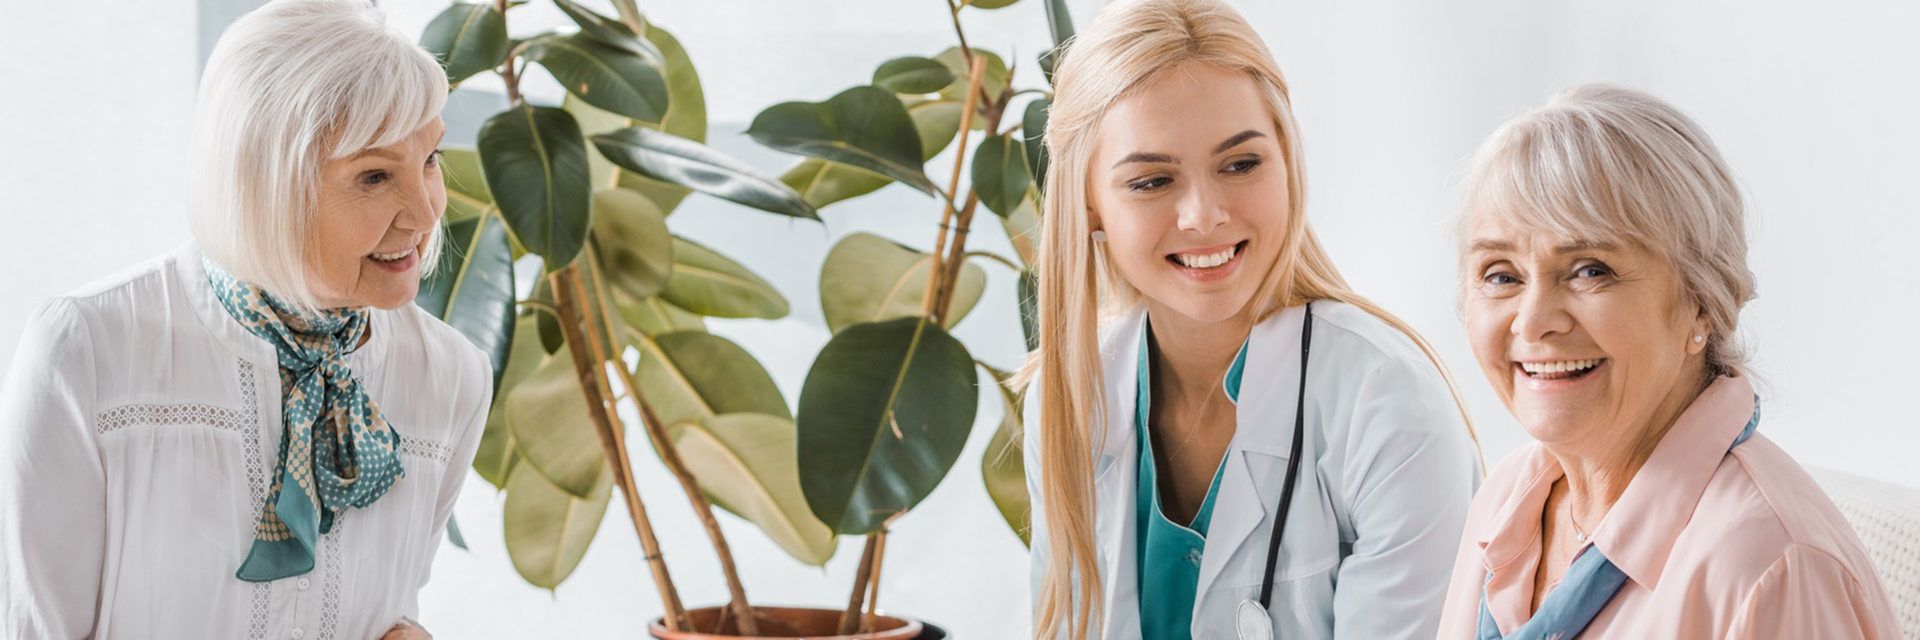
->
<box><xmin>0</xmin><ymin>1</ymin><xmax>488</xmax><ymax>639</ymax></box>
<box><xmin>1435</xmin><ymin>84</ymin><xmax>1900</xmax><ymax>639</ymax></box>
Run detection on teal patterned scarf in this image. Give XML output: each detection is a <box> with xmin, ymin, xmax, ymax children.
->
<box><xmin>203</xmin><ymin>256</ymin><xmax>405</xmax><ymax>582</ymax></box>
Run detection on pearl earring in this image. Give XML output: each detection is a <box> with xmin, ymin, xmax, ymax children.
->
<box><xmin>1091</xmin><ymin>230</ymin><xmax>1107</xmax><ymax>242</ymax></box>
<box><xmin>1694</xmin><ymin>335</ymin><xmax>1704</xmax><ymax>344</ymax></box>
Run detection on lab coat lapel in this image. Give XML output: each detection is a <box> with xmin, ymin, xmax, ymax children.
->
<box><xmin>1094</xmin><ymin>309</ymin><xmax>1145</xmax><ymax>640</ymax></box>
<box><xmin>1197</xmin><ymin>306</ymin><xmax>1308</xmax><ymax>596</ymax></box>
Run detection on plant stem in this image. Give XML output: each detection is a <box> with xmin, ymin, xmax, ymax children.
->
<box><xmin>861</xmin><ymin>528</ymin><xmax>890</xmax><ymax>634</ymax></box>
<box><xmin>919</xmin><ymin>54</ymin><xmax>989</xmax><ymax>321</ymax></box>
<box><xmin>944</xmin><ymin>0</ymin><xmax>973</xmax><ymax>62</ymax></box>
<box><xmin>836</xmin><ymin>534</ymin><xmax>880</xmax><ymax>635</ymax></box>
<box><xmin>549</xmin><ymin>267</ymin><xmax>689</xmax><ymax>631</ymax></box>
<box><xmin>961</xmin><ymin>250</ymin><xmax>1023</xmax><ymax>273</ymax></box>
<box><xmin>931</xmin><ymin>190</ymin><xmax>984</xmax><ymax>320</ymax></box>
<box><xmin>610</xmin><ymin>0</ymin><xmax>648</xmax><ymax>35</ymax></box>
<box><xmin>582</xmin><ymin>248</ymin><xmax>760</xmax><ymax>636</ymax></box>
<box><xmin>493</xmin><ymin>0</ymin><xmax>523</xmax><ymax>106</ymax></box>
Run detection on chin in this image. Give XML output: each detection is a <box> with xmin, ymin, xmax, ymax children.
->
<box><xmin>1148</xmin><ymin>290</ymin><xmax>1257</xmax><ymax>325</ymax></box>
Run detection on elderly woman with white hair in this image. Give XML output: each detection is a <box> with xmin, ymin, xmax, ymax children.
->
<box><xmin>1436</xmin><ymin>84</ymin><xmax>1900</xmax><ymax>638</ymax></box>
<box><xmin>0</xmin><ymin>1</ymin><xmax>487</xmax><ymax>638</ymax></box>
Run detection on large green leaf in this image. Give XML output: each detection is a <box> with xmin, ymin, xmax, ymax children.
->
<box><xmin>419</xmin><ymin>3</ymin><xmax>508</xmax><ymax>86</ymax></box>
<box><xmin>972</xmin><ymin>133</ymin><xmax>1031</xmax><ymax>218</ymax></box>
<box><xmin>589</xmin><ymin>189</ymin><xmax>672</xmax><ymax>300</ymax></box>
<box><xmin>507</xmin><ymin>350</ymin><xmax>607</xmax><ymax>498</ymax></box>
<box><xmin>478</xmin><ymin>105</ymin><xmax>592</xmax><ymax>269</ymax></box>
<box><xmin>1039</xmin><ymin>0</ymin><xmax>1074</xmax><ymax>83</ymax></box>
<box><xmin>778</xmin><ymin>98</ymin><xmax>962</xmax><ymax>210</ymax></box>
<box><xmin>503</xmin><ymin>462</ymin><xmax>612</xmax><ymax>589</ymax></box>
<box><xmin>873</xmin><ymin>56</ymin><xmax>955</xmax><ymax>95</ymax></box>
<box><xmin>593</xmin><ymin>127</ymin><xmax>819</xmax><ymax>221</ymax></box>
<box><xmin>820</xmin><ymin>232</ymin><xmax>984</xmax><ymax>334</ymax></box>
<box><xmin>634</xmin><ymin>331</ymin><xmax>790</xmax><ymax>429</ymax></box>
<box><xmin>441</xmin><ymin>147</ymin><xmax>493</xmax><ymax>223</ymax></box>
<box><xmin>475</xmin><ymin>315</ymin><xmax>547</xmax><ymax>488</ymax></box>
<box><xmin>524</xmin><ymin>34</ymin><xmax>668</xmax><ymax>123</ymax></box>
<box><xmin>747</xmin><ymin>86</ymin><xmax>938</xmax><ymax>197</ymax></box>
<box><xmin>1023</xmin><ymin>97</ymin><xmax>1051</xmax><ymax>192</ymax></box>
<box><xmin>1003</xmin><ymin>191</ymin><xmax>1041</xmax><ymax>267</ymax></box>
<box><xmin>935</xmin><ymin>47</ymin><xmax>1010</xmax><ymax>126</ymax></box>
<box><xmin>672</xmin><ymin>413</ymin><xmax>835</xmax><ymax>566</ymax></box>
<box><xmin>979</xmin><ymin>364</ymin><xmax>1030</xmax><ymax>545</ymax></box>
<box><xmin>416</xmin><ymin>212</ymin><xmax>516</xmax><ymax>392</ymax></box>
<box><xmin>618</xmin><ymin>295</ymin><xmax>706</xmax><ymax>338</ymax></box>
<box><xmin>1018</xmin><ymin>269</ymin><xmax>1040</xmax><ymax>352</ymax></box>
<box><xmin>564</xmin><ymin>24</ymin><xmax>704</xmax><ymax>215</ymax></box>
<box><xmin>552</xmin><ymin>0</ymin><xmax>662</xmax><ymax>61</ymax></box>
<box><xmin>658</xmin><ymin>236</ymin><xmax>788</xmax><ymax>319</ymax></box>
<box><xmin>797</xmin><ymin>317</ymin><xmax>978</xmax><ymax>535</ymax></box>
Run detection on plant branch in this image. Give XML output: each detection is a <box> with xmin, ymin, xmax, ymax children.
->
<box><xmin>861</xmin><ymin>528</ymin><xmax>890</xmax><ymax>634</ymax></box>
<box><xmin>836</xmin><ymin>534</ymin><xmax>880</xmax><ymax>635</ymax></box>
<box><xmin>919</xmin><ymin>54</ymin><xmax>988</xmax><ymax>322</ymax></box>
<box><xmin>549</xmin><ymin>266</ymin><xmax>688</xmax><ymax>631</ymax></box>
<box><xmin>945</xmin><ymin>0</ymin><xmax>973</xmax><ymax>62</ymax></box>
<box><xmin>583</xmin><ymin>248</ymin><xmax>761</xmax><ymax>637</ymax></box>
<box><xmin>962</xmin><ymin>250</ymin><xmax>1022</xmax><ymax>273</ymax></box>
<box><xmin>494</xmin><ymin>0</ymin><xmax>523</xmax><ymax>106</ymax></box>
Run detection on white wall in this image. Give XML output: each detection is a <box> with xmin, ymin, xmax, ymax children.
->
<box><xmin>3</xmin><ymin>1</ymin><xmax>1916</xmax><ymax>638</ymax></box>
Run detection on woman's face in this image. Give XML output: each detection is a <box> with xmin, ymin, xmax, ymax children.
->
<box><xmin>307</xmin><ymin>117</ymin><xmax>447</xmax><ymax>310</ymax></box>
<box><xmin>1462</xmin><ymin>213</ymin><xmax>1710</xmax><ymax>448</ymax></box>
<box><xmin>1087</xmin><ymin>61</ymin><xmax>1289</xmax><ymax>325</ymax></box>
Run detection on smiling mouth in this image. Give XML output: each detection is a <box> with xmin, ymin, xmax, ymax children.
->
<box><xmin>1167</xmin><ymin>240</ymin><xmax>1249</xmax><ymax>270</ymax></box>
<box><xmin>1517</xmin><ymin>358</ymin><xmax>1606</xmax><ymax>381</ymax></box>
<box><xmin>368</xmin><ymin>247</ymin><xmax>414</xmax><ymax>263</ymax></box>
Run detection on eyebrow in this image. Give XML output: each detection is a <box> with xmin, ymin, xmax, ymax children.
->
<box><xmin>1213</xmin><ymin>130</ymin><xmax>1266</xmax><ymax>154</ymax></box>
<box><xmin>347</xmin><ymin>147</ymin><xmax>403</xmax><ymax>162</ymax></box>
<box><xmin>1467</xmin><ymin>238</ymin><xmax>1619</xmax><ymax>254</ymax></box>
<box><xmin>1108</xmin><ymin>130</ymin><xmax>1269</xmax><ymax>170</ymax></box>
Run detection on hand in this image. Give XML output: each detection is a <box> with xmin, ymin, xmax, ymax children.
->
<box><xmin>380</xmin><ymin>620</ymin><xmax>433</xmax><ymax>640</ymax></box>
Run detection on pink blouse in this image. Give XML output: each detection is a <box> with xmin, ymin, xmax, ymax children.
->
<box><xmin>1437</xmin><ymin>375</ymin><xmax>1901</xmax><ymax>639</ymax></box>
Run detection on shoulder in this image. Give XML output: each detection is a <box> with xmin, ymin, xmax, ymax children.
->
<box><xmin>1306</xmin><ymin>301</ymin><xmax>1434</xmax><ymax>373</ymax></box>
<box><xmin>18</xmin><ymin>248</ymin><xmax>198</xmax><ymax>365</ymax></box>
<box><xmin>1671</xmin><ymin>435</ymin><xmax>1883</xmax><ymax>593</ymax></box>
<box><xmin>1300</xmin><ymin>301</ymin><xmax>1462</xmax><ymax>434</ymax></box>
<box><xmin>372</xmin><ymin>304</ymin><xmax>494</xmax><ymax>406</ymax></box>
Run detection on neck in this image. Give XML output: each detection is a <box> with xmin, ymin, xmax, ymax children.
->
<box><xmin>1143</xmin><ymin>305</ymin><xmax>1252</xmax><ymax>406</ymax></box>
<box><xmin>1548</xmin><ymin>374</ymin><xmax>1710</xmax><ymax>531</ymax></box>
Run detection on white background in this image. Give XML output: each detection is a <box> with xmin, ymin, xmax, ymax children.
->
<box><xmin>3</xmin><ymin>1</ymin><xmax>1916</xmax><ymax>637</ymax></box>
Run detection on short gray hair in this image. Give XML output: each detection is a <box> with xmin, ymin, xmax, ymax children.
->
<box><xmin>1458</xmin><ymin>84</ymin><xmax>1756</xmax><ymax>377</ymax></box>
<box><xmin>188</xmin><ymin>0</ymin><xmax>448</xmax><ymax>310</ymax></box>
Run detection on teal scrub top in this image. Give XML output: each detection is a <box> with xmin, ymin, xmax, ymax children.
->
<box><xmin>1135</xmin><ymin>332</ymin><xmax>1250</xmax><ymax>640</ymax></box>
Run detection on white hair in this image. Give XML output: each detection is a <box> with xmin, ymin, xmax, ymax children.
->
<box><xmin>1457</xmin><ymin>84</ymin><xmax>1756</xmax><ymax>377</ymax></box>
<box><xmin>188</xmin><ymin>0</ymin><xmax>449</xmax><ymax>310</ymax></box>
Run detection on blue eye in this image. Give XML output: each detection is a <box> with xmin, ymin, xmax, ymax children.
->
<box><xmin>1485</xmin><ymin>273</ymin><xmax>1518</xmax><ymax>285</ymax></box>
<box><xmin>1224</xmin><ymin>158</ymin><xmax>1262</xmax><ymax>174</ymax></box>
<box><xmin>1575</xmin><ymin>264</ymin><xmax>1612</xmax><ymax>279</ymax></box>
<box><xmin>360</xmin><ymin>171</ymin><xmax>389</xmax><ymax>186</ymax></box>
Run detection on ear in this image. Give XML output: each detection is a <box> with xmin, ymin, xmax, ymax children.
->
<box><xmin>1686</xmin><ymin>312</ymin><xmax>1711</xmax><ymax>356</ymax></box>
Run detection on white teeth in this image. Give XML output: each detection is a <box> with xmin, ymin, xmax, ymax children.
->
<box><xmin>1519</xmin><ymin>359</ymin><xmax>1601</xmax><ymax>374</ymax></box>
<box><xmin>1176</xmin><ymin>245</ymin><xmax>1239</xmax><ymax>269</ymax></box>
<box><xmin>370</xmin><ymin>248</ymin><xmax>411</xmax><ymax>262</ymax></box>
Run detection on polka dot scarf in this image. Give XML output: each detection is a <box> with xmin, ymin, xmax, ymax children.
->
<box><xmin>203</xmin><ymin>256</ymin><xmax>405</xmax><ymax>582</ymax></box>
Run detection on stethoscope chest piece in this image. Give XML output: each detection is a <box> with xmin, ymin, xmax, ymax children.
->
<box><xmin>1236</xmin><ymin>599</ymin><xmax>1273</xmax><ymax>640</ymax></box>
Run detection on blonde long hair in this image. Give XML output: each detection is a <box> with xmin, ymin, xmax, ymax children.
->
<box><xmin>1027</xmin><ymin>1</ymin><xmax>1476</xmax><ymax>637</ymax></box>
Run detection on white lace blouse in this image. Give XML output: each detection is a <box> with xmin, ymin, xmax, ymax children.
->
<box><xmin>0</xmin><ymin>246</ymin><xmax>491</xmax><ymax>640</ymax></box>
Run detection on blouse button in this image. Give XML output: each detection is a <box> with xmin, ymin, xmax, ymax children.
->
<box><xmin>290</xmin><ymin>628</ymin><xmax>305</xmax><ymax>640</ymax></box>
<box><xmin>297</xmin><ymin>578</ymin><xmax>311</xmax><ymax>591</ymax></box>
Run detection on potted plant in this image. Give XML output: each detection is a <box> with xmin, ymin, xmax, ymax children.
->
<box><xmin>414</xmin><ymin>0</ymin><xmax>1072</xmax><ymax>636</ymax></box>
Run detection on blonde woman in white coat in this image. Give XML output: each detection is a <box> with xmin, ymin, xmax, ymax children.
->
<box><xmin>1022</xmin><ymin>1</ymin><xmax>1481</xmax><ymax>639</ymax></box>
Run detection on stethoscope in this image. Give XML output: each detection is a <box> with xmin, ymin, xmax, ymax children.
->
<box><xmin>1234</xmin><ymin>302</ymin><xmax>1312</xmax><ymax>640</ymax></box>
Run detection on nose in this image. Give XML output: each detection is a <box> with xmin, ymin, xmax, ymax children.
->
<box><xmin>396</xmin><ymin>172</ymin><xmax>442</xmax><ymax>233</ymax></box>
<box><xmin>1175</xmin><ymin>179</ymin><xmax>1229</xmax><ymax>235</ymax></box>
<box><xmin>1511</xmin><ymin>282</ymin><xmax>1574</xmax><ymax>344</ymax></box>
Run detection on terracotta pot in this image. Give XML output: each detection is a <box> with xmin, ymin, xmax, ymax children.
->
<box><xmin>649</xmin><ymin>606</ymin><xmax>924</xmax><ymax>640</ymax></box>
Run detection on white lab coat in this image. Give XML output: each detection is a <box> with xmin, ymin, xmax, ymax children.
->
<box><xmin>1026</xmin><ymin>303</ymin><xmax>1480</xmax><ymax>640</ymax></box>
